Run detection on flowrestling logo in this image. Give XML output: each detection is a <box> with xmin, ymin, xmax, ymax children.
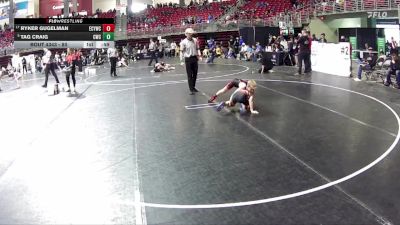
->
<box><xmin>52</xmin><ymin>2</ymin><xmax>80</xmax><ymax>10</ymax></box>
<box><xmin>367</xmin><ymin>11</ymin><xmax>388</xmax><ymax>18</ymax></box>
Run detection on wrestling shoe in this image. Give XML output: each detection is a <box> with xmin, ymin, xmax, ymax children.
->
<box><xmin>216</xmin><ymin>102</ymin><xmax>225</xmax><ymax>111</ymax></box>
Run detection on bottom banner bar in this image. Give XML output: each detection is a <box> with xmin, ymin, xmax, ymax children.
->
<box><xmin>14</xmin><ymin>41</ymin><xmax>115</xmax><ymax>49</ymax></box>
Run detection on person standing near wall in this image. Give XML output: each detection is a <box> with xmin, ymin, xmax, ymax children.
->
<box><xmin>319</xmin><ymin>33</ymin><xmax>327</xmax><ymax>43</ymax></box>
<box><xmin>180</xmin><ymin>28</ymin><xmax>202</xmax><ymax>95</ymax></box>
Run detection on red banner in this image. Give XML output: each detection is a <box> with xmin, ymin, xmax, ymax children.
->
<box><xmin>39</xmin><ymin>0</ymin><xmax>93</xmax><ymax>17</ymax></box>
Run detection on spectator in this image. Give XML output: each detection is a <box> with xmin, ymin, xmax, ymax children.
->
<box><xmin>312</xmin><ymin>34</ymin><xmax>318</xmax><ymax>41</ymax></box>
<box><xmin>364</xmin><ymin>43</ymin><xmax>370</xmax><ymax>50</ymax></box>
<box><xmin>239</xmin><ymin>36</ymin><xmax>244</xmax><ymax>46</ymax></box>
<box><xmin>203</xmin><ymin>46</ymin><xmax>210</xmax><ymax>58</ymax></box>
<box><xmin>250</xmin><ymin>45</ymin><xmax>257</xmax><ymax>62</ymax></box>
<box><xmin>216</xmin><ymin>45</ymin><xmax>222</xmax><ymax>57</ymax></box>
<box><xmin>227</xmin><ymin>47</ymin><xmax>235</xmax><ymax>59</ymax></box>
<box><xmin>280</xmin><ymin>38</ymin><xmax>288</xmax><ymax>50</ymax></box>
<box><xmin>221</xmin><ymin>42</ymin><xmax>228</xmax><ymax>58</ymax></box>
<box><xmin>228</xmin><ymin>36</ymin><xmax>235</xmax><ymax>48</ymax></box>
<box><xmin>234</xmin><ymin>37</ymin><xmax>240</xmax><ymax>55</ymax></box>
<box><xmin>170</xmin><ymin>42</ymin><xmax>177</xmax><ymax>57</ymax></box>
<box><xmin>384</xmin><ymin>52</ymin><xmax>400</xmax><ymax>88</ymax></box>
<box><xmin>319</xmin><ymin>33</ymin><xmax>327</xmax><ymax>43</ymax></box>
<box><xmin>255</xmin><ymin>42</ymin><xmax>263</xmax><ymax>55</ymax></box>
<box><xmin>354</xmin><ymin>47</ymin><xmax>377</xmax><ymax>82</ymax></box>
<box><xmin>208</xmin><ymin>14</ymin><xmax>213</xmax><ymax>22</ymax></box>
<box><xmin>239</xmin><ymin>43</ymin><xmax>247</xmax><ymax>60</ymax></box>
<box><xmin>389</xmin><ymin>37</ymin><xmax>398</xmax><ymax>55</ymax></box>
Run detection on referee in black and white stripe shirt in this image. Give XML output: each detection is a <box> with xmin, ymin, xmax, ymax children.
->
<box><xmin>107</xmin><ymin>47</ymin><xmax>118</xmax><ymax>77</ymax></box>
<box><xmin>148</xmin><ymin>38</ymin><xmax>158</xmax><ymax>66</ymax></box>
<box><xmin>180</xmin><ymin>28</ymin><xmax>202</xmax><ymax>95</ymax></box>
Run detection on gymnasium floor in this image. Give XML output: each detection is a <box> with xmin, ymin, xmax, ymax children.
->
<box><xmin>0</xmin><ymin>58</ymin><xmax>399</xmax><ymax>225</ymax></box>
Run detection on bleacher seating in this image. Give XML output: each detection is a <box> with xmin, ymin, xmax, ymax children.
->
<box><xmin>239</xmin><ymin>0</ymin><xmax>292</xmax><ymax>19</ymax></box>
<box><xmin>119</xmin><ymin>30</ymin><xmax>239</xmax><ymax>51</ymax></box>
<box><xmin>0</xmin><ymin>30</ymin><xmax>13</xmax><ymax>50</ymax></box>
<box><xmin>97</xmin><ymin>11</ymin><xmax>116</xmax><ymax>18</ymax></box>
<box><xmin>128</xmin><ymin>1</ymin><xmax>233</xmax><ymax>32</ymax></box>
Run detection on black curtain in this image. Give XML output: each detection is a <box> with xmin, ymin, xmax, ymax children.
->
<box><xmin>239</xmin><ymin>27</ymin><xmax>255</xmax><ymax>46</ymax></box>
<box><xmin>357</xmin><ymin>28</ymin><xmax>381</xmax><ymax>50</ymax></box>
<box><xmin>293</xmin><ymin>27</ymin><xmax>302</xmax><ymax>36</ymax></box>
<box><xmin>338</xmin><ymin>28</ymin><xmax>356</xmax><ymax>42</ymax></box>
<box><xmin>255</xmin><ymin>27</ymin><xmax>279</xmax><ymax>46</ymax></box>
<box><xmin>240</xmin><ymin>27</ymin><xmax>280</xmax><ymax>46</ymax></box>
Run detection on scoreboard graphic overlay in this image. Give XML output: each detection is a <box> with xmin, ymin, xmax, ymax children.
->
<box><xmin>14</xmin><ymin>18</ymin><xmax>115</xmax><ymax>49</ymax></box>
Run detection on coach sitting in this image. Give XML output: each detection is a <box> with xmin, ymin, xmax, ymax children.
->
<box><xmin>384</xmin><ymin>53</ymin><xmax>400</xmax><ymax>88</ymax></box>
<box><xmin>354</xmin><ymin>47</ymin><xmax>377</xmax><ymax>82</ymax></box>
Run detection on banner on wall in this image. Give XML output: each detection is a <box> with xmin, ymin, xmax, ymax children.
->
<box><xmin>349</xmin><ymin>36</ymin><xmax>357</xmax><ymax>59</ymax></box>
<box><xmin>0</xmin><ymin>6</ymin><xmax>9</xmax><ymax>20</ymax></box>
<box><xmin>377</xmin><ymin>37</ymin><xmax>386</xmax><ymax>54</ymax></box>
<box><xmin>39</xmin><ymin>0</ymin><xmax>92</xmax><ymax>17</ymax></box>
<box><xmin>15</xmin><ymin>1</ymin><xmax>29</xmax><ymax>18</ymax></box>
<box><xmin>0</xmin><ymin>1</ymin><xmax>28</xmax><ymax>19</ymax></box>
<box><xmin>311</xmin><ymin>41</ymin><xmax>351</xmax><ymax>77</ymax></box>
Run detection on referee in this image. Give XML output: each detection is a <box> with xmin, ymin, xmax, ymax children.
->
<box><xmin>180</xmin><ymin>28</ymin><xmax>202</xmax><ymax>95</ymax></box>
<box><xmin>107</xmin><ymin>46</ymin><xmax>117</xmax><ymax>77</ymax></box>
<box><xmin>42</xmin><ymin>48</ymin><xmax>60</xmax><ymax>88</ymax></box>
<box><xmin>148</xmin><ymin>38</ymin><xmax>158</xmax><ymax>66</ymax></box>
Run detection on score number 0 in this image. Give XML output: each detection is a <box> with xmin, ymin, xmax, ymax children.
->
<box><xmin>102</xmin><ymin>24</ymin><xmax>115</xmax><ymax>32</ymax></box>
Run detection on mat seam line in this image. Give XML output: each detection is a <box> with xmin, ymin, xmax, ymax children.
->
<box><xmin>133</xmin><ymin>72</ymin><xmax>147</xmax><ymax>225</ymax></box>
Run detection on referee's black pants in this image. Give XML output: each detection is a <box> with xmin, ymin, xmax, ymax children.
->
<box><xmin>185</xmin><ymin>56</ymin><xmax>198</xmax><ymax>92</ymax></box>
<box><xmin>110</xmin><ymin>57</ymin><xmax>117</xmax><ymax>76</ymax></box>
<box><xmin>148</xmin><ymin>51</ymin><xmax>158</xmax><ymax>66</ymax></box>
<box><xmin>43</xmin><ymin>63</ymin><xmax>60</xmax><ymax>87</ymax></box>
